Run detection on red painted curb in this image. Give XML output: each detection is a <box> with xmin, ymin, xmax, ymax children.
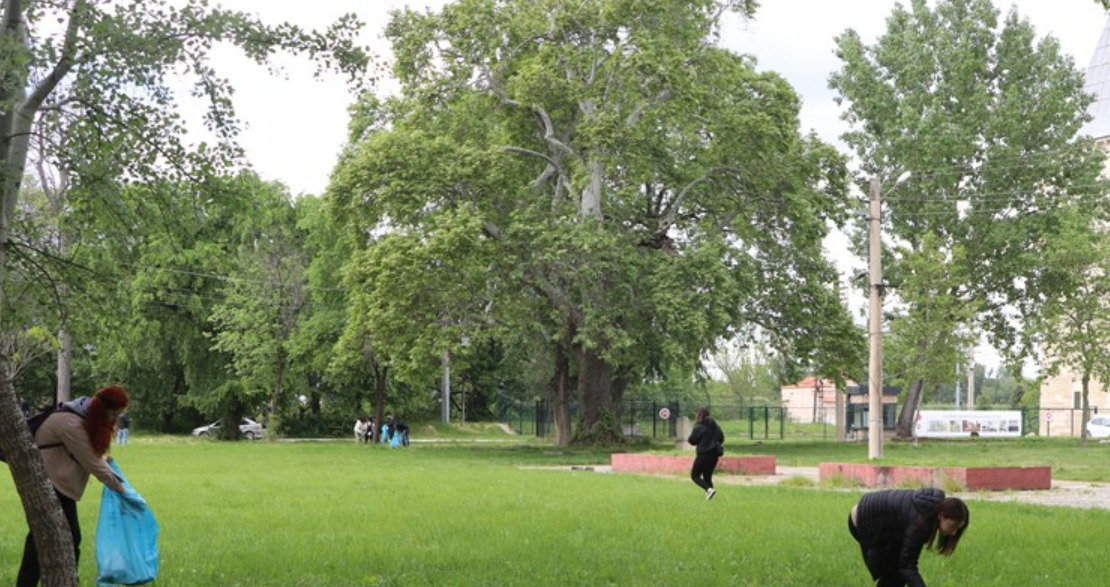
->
<box><xmin>818</xmin><ymin>462</ymin><xmax>1051</xmax><ymax>491</ymax></box>
<box><xmin>611</xmin><ymin>453</ymin><xmax>776</xmax><ymax>475</ymax></box>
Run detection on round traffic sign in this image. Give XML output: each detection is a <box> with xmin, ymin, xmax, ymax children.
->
<box><xmin>659</xmin><ymin>407</ymin><xmax>671</xmax><ymax>420</ymax></box>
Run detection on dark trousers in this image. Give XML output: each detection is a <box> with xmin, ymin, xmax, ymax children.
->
<box><xmin>690</xmin><ymin>451</ymin><xmax>719</xmax><ymax>491</ymax></box>
<box><xmin>17</xmin><ymin>491</ymin><xmax>80</xmax><ymax>587</ymax></box>
<box><xmin>848</xmin><ymin>514</ymin><xmax>906</xmax><ymax>587</ymax></box>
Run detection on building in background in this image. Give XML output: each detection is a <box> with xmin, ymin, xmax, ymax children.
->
<box><xmin>1037</xmin><ymin>16</ymin><xmax>1110</xmax><ymax>436</ymax></box>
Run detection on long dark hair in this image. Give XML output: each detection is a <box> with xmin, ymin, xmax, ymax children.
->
<box><xmin>695</xmin><ymin>406</ymin><xmax>710</xmax><ymax>424</ymax></box>
<box><xmin>927</xmin><ymin>497</ymin><xmax>969</xmax><ymax>556</ymax></box>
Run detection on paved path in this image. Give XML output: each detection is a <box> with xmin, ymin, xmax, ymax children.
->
<box><xmin>575</xmin><ymin>465</ymin><xmax>1110</xmax><ymax>511</ymax></box>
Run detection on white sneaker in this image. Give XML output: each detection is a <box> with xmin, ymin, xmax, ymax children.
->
<box><xmin>706</xmin><ymin>488</ymin><xmax>716</xmax><ymax>501</ymax></box>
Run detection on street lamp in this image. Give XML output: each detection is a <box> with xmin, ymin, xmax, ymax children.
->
<box><xmin>868</xmin><ymin>171</ymin><xmax>910</xmax><ymax>460</ymax></box>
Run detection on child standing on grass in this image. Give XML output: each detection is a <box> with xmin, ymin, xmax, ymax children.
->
<box><xmin>687</xmin><ymin>406</ymin><xmax>724</xmax><ymax>500</ymax></box>
<box><xmin>848</xmin><ymin>487</ymin><xmax>969</xmax><ymax>587</ymax></box>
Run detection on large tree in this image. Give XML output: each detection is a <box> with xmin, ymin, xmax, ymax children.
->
<box><xmin>1030</xmin><ymin>209</ymin><xmax>1110</xmax><ymax>446</ymax></box>
<box><xmin>209</xmin><ymin>177</ymin><xmax>309</xmax><ymax>433</ymax></box>
<box><xmin>331</xmin><ymin>0</ymin><xmax>862</xmax><ymax>444</ymax></box>
<box><xmin>0</xmin><ymin>1</ymin><xmax>367</xmax><ymax>583</ymax></box>
<box><xmin>830</xmin><ymin>0</ymin><xmax>1110</xmax><ymax>438</ymax></box>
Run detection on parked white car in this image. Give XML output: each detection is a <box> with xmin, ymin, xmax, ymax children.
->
<box><xmin>1086</xmin><ymin>415</ymin><xmax>1110</xmax><ymax>439</ymax></box>
<box><xmin>192</xmin><ymin>417</ymin><xmax>265</xmax><ymax>440</ymax></box>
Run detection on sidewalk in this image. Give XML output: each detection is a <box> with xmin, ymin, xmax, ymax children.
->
<box><xmin>591</xmin><ymin>464</ymin><xmax>1110</xmax><ymax>511</ymax></box>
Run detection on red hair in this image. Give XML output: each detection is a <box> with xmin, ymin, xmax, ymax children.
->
<box><xmin>85</xmin><ymin>385</ymin><xmax>130</xmax><ymax>456</ymax></box>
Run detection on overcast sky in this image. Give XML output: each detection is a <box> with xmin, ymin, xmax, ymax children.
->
<box><xmin>207</xmin><ymin>0</ymin><xmax>1110</xmax><ymax>371</ymax></box>
<box><xmin>210</xmin><ymin>0</ymin><xmax>1110</xmax><ymax>196</ymax></box>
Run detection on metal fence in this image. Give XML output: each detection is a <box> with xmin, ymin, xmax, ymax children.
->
<box><xmin>1022</xmin><ymin>406</ymin><xmax>1100</xmax><ymax>437</ymax></box>
<box><xmin>503</xmin><ymin>401</ymin><xmax>800</xmax><ymax>440</ymax></box>
<box><xmin>500</xmin><ymin>400</ymin><xmax>1099</xmax><ymax>440</ymax></box>
<box><xmin>503</xmin><ymin>400</ymin><xmax>682</xmax><ymax>439</ymax></box>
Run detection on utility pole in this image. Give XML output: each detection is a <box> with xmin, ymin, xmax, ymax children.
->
<box><xmin>836</xmin><ymin>277</ymin><xmax>848</xmax><ymax>442</ymax></box>
<box><xmin>868</xmin><ymin>176</ymin><xmax>883</xmax><ymax>459</ymax></box>
<box><xmin>966</xmin><ymin>351</ymin><xmax>975</xmax><ymax>409</ymax></box>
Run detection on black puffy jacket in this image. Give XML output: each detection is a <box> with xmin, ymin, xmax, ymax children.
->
<box><xmin>855</xmin><ymin>488</ymin><xmax>945</xmax><ymax>587</ymax></box>
<box><xmin>687</xmin><ymin>417</ymin><xmax>724</xmax><ymax>454</ymax></box>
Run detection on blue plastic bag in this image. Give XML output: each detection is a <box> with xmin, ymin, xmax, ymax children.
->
<box><xmin>96</xmin><ymin>459</ymin><xmax>159</xmax><ymax>586</ymax></box>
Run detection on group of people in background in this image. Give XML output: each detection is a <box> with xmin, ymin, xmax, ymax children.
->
<box><xmin>354</xmin><ymin>413</ymin><xmax>409</xmax><ymax>447</ymax></box>
<box><xmin>688</xmin><ymin>406</ymin><xmax>970</xmax><ymax>587</ymax></box>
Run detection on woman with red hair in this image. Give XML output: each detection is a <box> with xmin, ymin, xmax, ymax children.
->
<box><xmin>17</xmin><ymin>385</ymin><xmax>130</xmax><ymax>587</ymax></box>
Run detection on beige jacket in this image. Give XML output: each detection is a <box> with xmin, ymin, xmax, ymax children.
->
<box><xmin>34</xmin><ymin>411</ymin><xmax>123</xmax><ymax>500</ymax></box>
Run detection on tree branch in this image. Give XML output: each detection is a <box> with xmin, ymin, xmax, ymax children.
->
<box><xmin>659</xmin><ymin>167</ymin><xmax>741</xmax><ymax>232</ymax></box>
<box><xmin>482</xmin><ymin>220</ymin><xmax>581</xmax><ymax>321</ymax></box>
<box><xmin>624</xmin><ymin>90</ymin><xmax>670</xmax><ymax>128</ymax></box>
<box><xmin>20</xmin><ymin>0</ymin><xmax>83</xmax><ymax>118</ymax></box>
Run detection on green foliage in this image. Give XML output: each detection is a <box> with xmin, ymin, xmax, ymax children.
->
<box><xmin>332</xmin><ymin>0</ymin><xmax>861</xmax><ymax>441</ymax></box>
<box><xmin>0</xmin><ymin>0</ymin><xmax>373</xmax><ymax>443</ymax></box>
<box><xmin>706</xmin><ymin>341</ymin><xmax>782</xmax><ymax>406</ymax></box>
<box><xmin>831</xmin><ymin>0</ymin><xmax>1110</xmax><ymax>431</ymax></box>
<box><xmin>0</xmin><ymin>5</ymin><xmax>370</xmax><ymax>579</ymax></box>
<box><xmin>1027</xmin><ymin>208</ymin><xmax>1110</xmax><ymax>442</ymax></box>
<box><xmin>208</xmin><ymin>178</ymin><xmax>308</xmax><ymax>421</ymax></box>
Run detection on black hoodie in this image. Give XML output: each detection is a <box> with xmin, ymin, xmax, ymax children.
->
<box><xmin>687</xmin><ymin>417</ymin><xmax>724</xmax><ymax>454</ymax></box>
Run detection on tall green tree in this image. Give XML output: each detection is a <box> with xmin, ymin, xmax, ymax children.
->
<box><xmin>1030</xmin><ymin>209</ymin><xmax>1110</xmax><ymax>446</ymax></box>
<box><xmin>830</xmin><ymin>0</ymin><xmax>1110</xmax><ymax>439</ymax></box>
<box><xmin>882</xmin><ymin>233</ymin><xmax>978</xmax><ymax>428</ymax></box>
<box><xmin>287</xmin><ymin>196</ymin><xmax>363</xmax><ymax>430</ymax></box>
<box><xmin>209</xmin><ymin>177</ymin><xmax>308</xmax><ymax>435</ymax></box>
<box><xmin>332</xmin><ymin>0</ymin><xmax>862</xmax><ymax>444</ymax></box>
<box><xmin>79</xmin><ymin>179</ymin><xmax>244</xmax><ymax>433</ymax></box>
<box><xmin>0</xmin><ymin>1</ymin><xmax>368</xmax><ymax>582</ymax></box>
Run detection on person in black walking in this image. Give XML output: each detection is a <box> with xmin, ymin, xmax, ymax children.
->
<box><xmin>848</xmin><ymin>487</ymin><xmax>969</xmax><ymax>587</ymax></box>
<box><xmin>687</xmin><ymin>406</ymin><xmax>724</xmax><ymax>500</ymax></box>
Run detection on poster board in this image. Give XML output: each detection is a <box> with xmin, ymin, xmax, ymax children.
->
<box><xmin>914</xmin><ymin>410</ymin><xmax>1022</xmax><ymax>438</ymax></box>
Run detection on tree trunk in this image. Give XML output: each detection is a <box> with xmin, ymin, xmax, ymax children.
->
<box><xmin>610</xmin><ymin>369</ymin><xmax>629</xmax><ymax>415</ymax></box>
<box><xmin>163</xmin><ymin>368</ymin><xmax>187</xmax><ymax>432</ymax></box>
<box><xmin>580</xmin><ymin>158</ymin><xmax>603</xmax><ymax>218</ymax></box>
<box><xmin>50</xmin><ymin>169</ymin><xmax>72</xmax><ymax>404</ymax></box>
<box><xmin>1</xmin><ymin>4</ymin><xmax>77</xmax><ymax>580</ymax></box>
<box><xmin>268</xmin><ymin>354</ymin><xmax>285</xmax><ymax>430</ymax></box>
<box><xmin>571</xmin><ymin>342</ymin><xmax>621</xmax><ymax>443</ymax></box>
<box><xmin>895</xmin><ymin>379</ymin><xmax>924</xmax><ymax>439</ymax></box>
<box><xmin>0</xmin><ymin>367</ymin><xmax>78</xmax><ymax>586</ymax></box>
<box><xmin>552</xmin><ymin>343</ymin><xmax>571</xmax><ymax>447</ymax></box>
<box><xmin>1081</xmin><ymin>371</ymin><xmax>1091</xmax><ymax>448</ymax></box>
<box><xmin>371</xmin><ymin>361</ymin><xmax>388</xmax><ymax>443</ymax></box>
<box><xmin>55</xmin><ymin>327</ymin><xmax>72</xmax><ymax>403</ymax></box>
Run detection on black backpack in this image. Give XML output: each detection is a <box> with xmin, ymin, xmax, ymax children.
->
<box><xmin>0</xmin><ymin>404</ymin><xmax>79</xmax><ymax>463</ymax></box>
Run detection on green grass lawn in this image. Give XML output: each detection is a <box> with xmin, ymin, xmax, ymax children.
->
<box><xmin>2</xmin><ymin>435</ymin><xmax>1109</xmax><ymax>585</ymax></box>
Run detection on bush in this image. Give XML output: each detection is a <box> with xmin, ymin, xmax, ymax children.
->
<box><xmin>278</xmin><ymin>412</ymin><xmax>352</xmax><ymax>438</ymax></box>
